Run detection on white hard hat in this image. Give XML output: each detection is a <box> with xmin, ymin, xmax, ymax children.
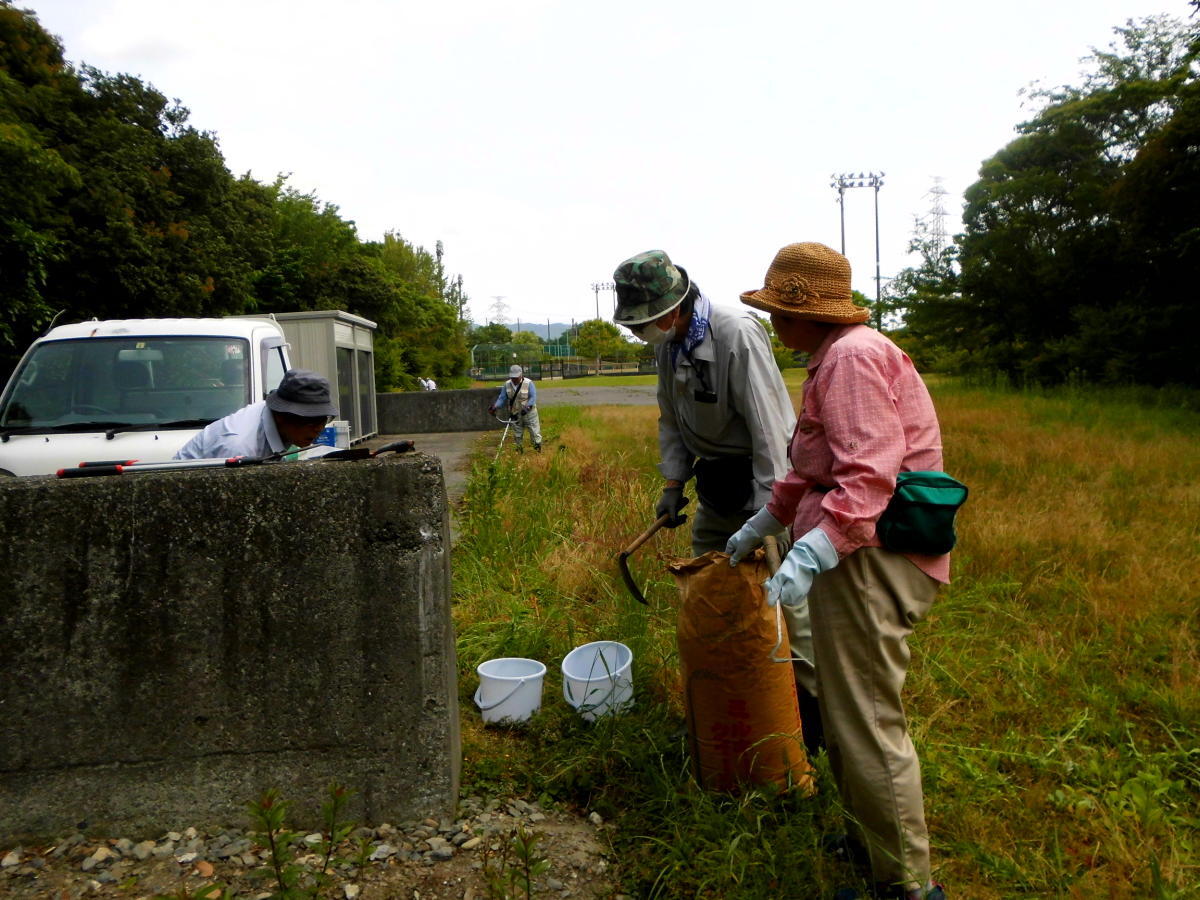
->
<box><xmin>509</xmin><ymin>365</ymin><xmax>523</xmax><ymax>378</ymax></box>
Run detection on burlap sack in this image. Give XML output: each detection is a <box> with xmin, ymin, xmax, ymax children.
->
<box><xmin>670</xmin><ymin>550</ymin><xmax>814</xmax><ymax>794</ymax></box>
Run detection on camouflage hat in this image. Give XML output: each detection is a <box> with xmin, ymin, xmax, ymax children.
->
<box><xmin>612</xmin><ymin>250</ymin><xmax>690</xmax><ymax>326</ymax></box>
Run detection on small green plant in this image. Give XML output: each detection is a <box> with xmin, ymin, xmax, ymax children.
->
<box><xmin>247</xmin><ymin>788</ymin><xmax>303</xmax><ymax>897</ymax></box>
<box><xmin>482</xmin><ymin>824</ymin><xmax>550</xmax><ymax>900</ymax></box>
<box><xmin>246</xmin><ymin>783</ymin><xmax>356</xmax><ymax>899</ymax></box>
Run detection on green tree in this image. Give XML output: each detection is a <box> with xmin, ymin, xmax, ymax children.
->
<box><xmin>0</xmin><ymin>3</ymin><xmax>475</xmax><ymax>390</ymax></box>
<box><xmin>471</xmin><ymin>322</ymin><xmax>513</xmax><ymax>344</ymax></box>
<box><xmin>573</xmin><ymin>319</ymin><xmax>623</xmax><ymax>363</ymax></box>
<box><xmin>371</xmin><ymin>231</ymin><xmax>469</xmax><ymax>389</ymax></box>
<box><xmin>886</xmin><ymin>220</ymin><xmax>968</xmax><ymax>373</ymax></box>
<box><xmin>511</xmin><ymin>330</ymin><xmax>543</xmax><ymax>345</ymax></box>
<box><xmin>952</xmin><ymin>14</ymin><xmax>1198</xmax><ymax>385</ymax></box>
<box><xmin>0</xmin><ymin>2</ymin><xmax>82</xmax><ymax>357</ymax></box>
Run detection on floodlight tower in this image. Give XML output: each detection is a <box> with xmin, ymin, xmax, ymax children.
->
<box><xmin>830</xmin><ymin>171</ymin><xmax>885</xmax><ymax>318</ymax></box>
<box><xmin>590</xmin><ymin>281</ymin><xmax>614</xmax><ymax>321</ymax></box>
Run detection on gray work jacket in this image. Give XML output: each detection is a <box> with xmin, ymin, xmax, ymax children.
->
<box><xmin>655</xmin><ymin>301</ymin><xmax>796</xmax><ymax>508</ymax></box>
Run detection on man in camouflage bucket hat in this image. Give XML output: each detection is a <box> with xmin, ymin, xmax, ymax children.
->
<box><xmin>612</xmin><ymin>250</ymin><xmax>690</xmax><ymax>327</ymax></box>
<box><xmin>611</xmin><ymin>250</ymin><xmax>828</xmax><ymax>757</ymax></box>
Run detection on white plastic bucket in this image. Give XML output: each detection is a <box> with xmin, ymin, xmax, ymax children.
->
<box><xmin>561</xmin><ymin>641</ymin><xmax>634</xmax><ymax>721</ymax></box>
<box><xmin>474</xmin><ymin>658</ymin><xmax>546</xmax><ymax>724</ymax></box>
<box><xmin>332</xmin><ymin>419</ymin><xmax>351</xmax><ymax>449</ymax></box>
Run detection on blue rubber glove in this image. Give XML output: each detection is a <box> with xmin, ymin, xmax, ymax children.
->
<box><xmin>765</xmin><ymin>527</ymin><xmax>839</xmax><ymax>608</ymax></box>
<box><xmin>725</xmin><ymin>507</ymin><xmax>786</xmax><ymax>566</ymax></box>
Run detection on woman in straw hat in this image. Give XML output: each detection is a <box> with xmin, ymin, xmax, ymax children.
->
<box><xmin>726</xmin><ymin>243</ymin><xmax>949</xmax><ymax>900</ymax></box>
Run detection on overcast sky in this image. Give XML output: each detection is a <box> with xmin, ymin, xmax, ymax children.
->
<box><xmin>20</xmin><ymin>0</ymin><xmax>1185</xmax><ymax>331</ymax></box>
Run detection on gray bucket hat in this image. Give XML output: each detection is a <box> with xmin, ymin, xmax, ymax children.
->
<box><xmin>266</xmin><ymin>369</ymin><xmax>338</xmax><ymax>418</ymax></box>
<box><xmin>612</xmin><ymin>249</ymin><xmax>690</xmax><ymax>326</ymax></box>
<box><xmin>508</xmin><ymin>365</ymin><xmax>523</xmax><ymax>378</ymax></box>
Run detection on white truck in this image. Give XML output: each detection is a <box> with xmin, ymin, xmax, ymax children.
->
<box><xmin>0</xmin><ymin>318</ymin><xmax>292</xmax><ymax>476</ymax></box>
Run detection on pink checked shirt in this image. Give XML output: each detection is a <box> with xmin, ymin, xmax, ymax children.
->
<box><xmin>766</xmin><ymin>324</ymin><xmax>951</xmax><ymax>584</ymax></box>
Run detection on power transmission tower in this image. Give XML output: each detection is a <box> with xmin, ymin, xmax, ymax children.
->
<box><xmin>921</xmin><ymin>177</ymin><xmax>950</xmax><ymax>258</ymax></box>
<box><xmin>489</xmin><ymin>296</ymin><xmax>509</xmax><ymax>325</ymax></box>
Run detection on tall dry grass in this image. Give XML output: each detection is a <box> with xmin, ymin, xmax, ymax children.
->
<box><xmin>452</xmin><ymin>380</ymin><xmax>1200</xmax><ymax>898</ymax></box>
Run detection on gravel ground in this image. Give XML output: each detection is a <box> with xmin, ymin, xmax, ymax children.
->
<box><xmin>0</xmin><ymin>796</ymin><xmax>624</xmax><ymax>899</ymax></box>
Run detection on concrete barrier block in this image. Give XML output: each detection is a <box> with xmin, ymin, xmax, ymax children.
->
<box><xmin>377</xmin><ymin>388</ymin><xmax>502</xmax><ymax>434</ymax></box>
<box><xmin>0</xmin><ymin>453</ymin><xmax>459</xmax><ymax>839</ymax></box>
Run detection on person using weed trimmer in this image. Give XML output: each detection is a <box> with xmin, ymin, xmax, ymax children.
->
<box><xmin>175</xmin><ymin>368</ymin><xmax>338</xmax><ymax>461</ymax></box>
<box><xmin>612</xmin><ymin>250</ymin><xmax>832</xmax><ymax>752</ymax></box>
<box><xmin>489</xmin><ymin>365</ymin><xmax>542</xmax><ymax>452</ymax></box>
<box><xmin>728</xmin><ymin>242</ymin><xmax>955</xmax><ymax>900</ymax></box>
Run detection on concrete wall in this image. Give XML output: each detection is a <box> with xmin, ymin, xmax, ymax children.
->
<box><xmin>378</xmin><ymin>388</ymin><xmax>502</xmax><ymax>435</ymax></box>
<box><xmin>0</xmin><ymin>454</ymin><xmax>459</xmax><ymax>840</ymax></box>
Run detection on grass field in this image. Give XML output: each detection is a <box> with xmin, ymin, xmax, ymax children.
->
<box><xmin>450</xmin><ymin>377</ymin><xmax>1200</xmax><ymax>898</ymax></box>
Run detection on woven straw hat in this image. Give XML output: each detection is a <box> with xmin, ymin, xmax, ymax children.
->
<box><xmin>740</xmin><ymin>243</ymin><xmax>869</xmax><ymax>324</ymax></box>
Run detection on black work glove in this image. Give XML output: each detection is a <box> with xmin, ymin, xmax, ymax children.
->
<box><xmin>655</xmin><ymin>487</ymin><xmax>690</xmax><ymax>528</ymax></box>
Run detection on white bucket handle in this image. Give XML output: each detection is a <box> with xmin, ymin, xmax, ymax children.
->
<box><xmin>473</xmin><ymin>677</ymin><xmax>530</xmax><ymax>712</ymax></box>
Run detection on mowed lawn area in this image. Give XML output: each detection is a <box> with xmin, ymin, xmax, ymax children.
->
<box><xmin>451</xmin><ymin>374</ymin><xmax>1200</xmax><ymax>898</ymax></box>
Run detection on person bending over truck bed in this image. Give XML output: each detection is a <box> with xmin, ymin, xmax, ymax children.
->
<box><xmin>174</xmin><ymin>369</ymin><xmax>337</xmax><ymax>460</ymax></box>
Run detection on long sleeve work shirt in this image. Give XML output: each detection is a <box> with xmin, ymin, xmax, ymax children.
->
<box><xmin>174</xmin><ymin>401</ymin><xmax>285</xmax><ymax>460</ymax></box>
<box><xmin>766</xmin><ymin>324</ymin><xmax>951</xmax><ymax>583</ymax></box>
<box><xmin>656</xmin><ymin>301</ymin><xmax>795</xmax><ymax>508</ymax></box>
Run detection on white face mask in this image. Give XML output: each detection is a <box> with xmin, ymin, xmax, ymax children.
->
<box><xmin>633</xmin><ymin>313</ymin><xmax>678</xmax><ymax>345</ymax></box>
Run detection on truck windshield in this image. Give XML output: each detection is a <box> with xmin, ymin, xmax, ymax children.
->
<box><xmin>0</xmin><ymin>336</ymin><xmax>252</xmax><ymax>430</ymax></box>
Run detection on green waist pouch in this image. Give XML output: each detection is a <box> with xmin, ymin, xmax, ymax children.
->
<box><xmin>875</xmin><ymin>471</ymin><xmax>968</xmax><ymax>555</ymax></box>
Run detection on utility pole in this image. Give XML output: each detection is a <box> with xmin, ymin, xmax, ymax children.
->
<box><xmin>830</xmin><ymin>172</ymin><xmax>886</xmax><ymax>327</ymax></box>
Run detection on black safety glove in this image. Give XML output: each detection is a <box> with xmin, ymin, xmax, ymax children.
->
<box><xmin>655</xmin><ymin>486</ymin><xmax>690</xmax><ymax>528</ymax></box>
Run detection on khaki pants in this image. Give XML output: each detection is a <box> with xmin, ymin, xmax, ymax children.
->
<box><xmin>809</xmin><ymin>547</ymin><xmax>938</xmax><ymax>891</ymax></box>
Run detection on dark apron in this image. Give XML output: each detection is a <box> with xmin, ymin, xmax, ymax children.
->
<box><xmin>693</xmin><ymin>456</ymin><xmax>755</xmax><ymax>516</ymax></box>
